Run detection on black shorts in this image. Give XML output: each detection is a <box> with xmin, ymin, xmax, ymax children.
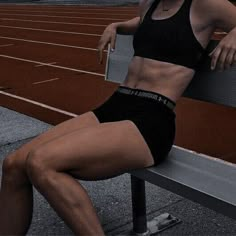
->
<box><xmin>92</xmin><ymin>86</ymin><xmax>176</xmax><ymax>166</ymax></box>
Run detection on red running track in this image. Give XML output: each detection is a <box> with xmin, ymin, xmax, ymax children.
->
<box><xmin>0</xmin><ymin>4</ymin><xmax>235</xmax><ymax>164</ymax></box>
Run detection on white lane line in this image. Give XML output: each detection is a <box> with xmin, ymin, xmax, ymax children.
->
<box><xmin>0</xmin><ymin>9</ymin><xmax>133</xmax><ymax>16</ymax></box>
<box><xmin>1</xmin><ymin>18</ymin><xmax>107</xmax><ymax>27</ymax></box>
<box><xmin>0</xmin><ymin>13</ymin><xmax>127</xmax><ymax>21</ymax></box>
<box><xmin>0</xmin><ymin>25</ymin><xmax>101</xmax><ymax>37</ymax></box>
<box><xmin>0</xmin><ymin>90</ymin><xmax>77</xmax><ymax>117</ymax></box>
<box><xmin>0</xmin><ymin>36</ymin><xmax>104</xmax><ymax>52</ymax></box>
<box><xmin>0</xmin><ymin>43</ymin><xmax>13</xmax><ymax>47</ymax></box>
<box><xmin>0</xmin><ymin>54</ymin><xmax>105</xmax><ymax>77</ymax></box>
<box><xmin>33</xmin><ymin>78</ymin><xmax>60</xmax><ymax>84</ymax></box>
<box><xmin>35</xmin><ymin>62</ymin><xmax>57</xmax><ymax>67</ymax></box>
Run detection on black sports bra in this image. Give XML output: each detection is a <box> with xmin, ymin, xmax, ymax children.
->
<box><xmin>132</xmin><ymin>0</ymin><xmax>206</xmax><ymax>70</ymax></box>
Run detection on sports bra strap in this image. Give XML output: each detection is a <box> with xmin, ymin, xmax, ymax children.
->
<box><xmin>140</xmin><ymin>0</ymin><xmax>160</xmax><ymax>23</ymax></box>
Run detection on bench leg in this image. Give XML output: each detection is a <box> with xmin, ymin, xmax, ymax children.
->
<box><xmin>131</xmin><ymin>175</ymin><xmax>150</xmax><ymax>236</ymax></box>
<box><xmin>130</xmin><ymin>175</ymin><xmax>182</xmax><ymax>235</ymax></box>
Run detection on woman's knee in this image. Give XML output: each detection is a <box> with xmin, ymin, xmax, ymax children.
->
<box><xmin>2</xmin><ymin>152</ymin><xmax>29</xmax><ymax>186</ymax></box>
<box><xmin>25</xmin><ymin>147</ymin><xmax>55</xmax><ymax>188</ymax></box>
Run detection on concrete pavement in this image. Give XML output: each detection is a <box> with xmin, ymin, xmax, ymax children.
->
<box><xmin>0</xmin><ymin>106</ymin><xmax>236</xmax><ymax>235</ymax></box>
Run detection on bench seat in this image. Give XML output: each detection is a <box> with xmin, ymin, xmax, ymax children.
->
<box><xmin>130</xmin><ymin>145</ymin><xmax>236</xmax><ymax>220</ymax></box>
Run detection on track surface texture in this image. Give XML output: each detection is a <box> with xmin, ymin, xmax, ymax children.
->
<box><xmin>0</xmin><ymin>3</ymin><xmax>235</xmax><ymax>164</ymax></box>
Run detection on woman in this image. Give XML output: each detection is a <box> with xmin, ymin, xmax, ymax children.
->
<box><xmin>0</xmin><ymin>0</ymin><xmax>236</xmax><ymax>235</ymax></box>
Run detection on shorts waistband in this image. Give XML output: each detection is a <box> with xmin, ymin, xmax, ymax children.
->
<box><xmin>117</xmin><ymin>86</ymin><xmax>176</xmax><ymax>110</ymax></box>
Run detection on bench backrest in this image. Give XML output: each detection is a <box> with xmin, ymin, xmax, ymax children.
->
<box><xmin>105</xmin><ymin>34</ymin><xmax>236</xmax><ymax>108</ymax></box>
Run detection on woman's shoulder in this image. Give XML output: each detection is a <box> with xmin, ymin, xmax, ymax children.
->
<box><xmin>195</xmin><ymin>0</ymin><xmax>236</xmax><ymax>32</ymax></box>
<box><xmin>138</xmin><ymin>0</ymin><xmax>154</xmax><ymax>22</ymax></box>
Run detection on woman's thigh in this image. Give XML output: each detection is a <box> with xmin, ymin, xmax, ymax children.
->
<box><xmin>3</xmin><ymin>111</ymin><xmax>100</xmax><ymax>176</ymax></box>
<box><xmin>13</xmin><ymin>111</ymin><xmax>100</xmax><ymax>157</ymax></box>
<box><xmin>27</xmin><ymin>120</ymin><xmax>155</xmax><ymax>181</ymax></box>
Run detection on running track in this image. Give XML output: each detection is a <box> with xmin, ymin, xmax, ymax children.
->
<box><xmin>0</xmin><ymin>4</ymin><xmax>236</xmax><ymax>164</ymax></box>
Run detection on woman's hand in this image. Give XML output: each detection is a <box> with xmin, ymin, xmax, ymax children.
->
<box><xmin>97</xmin><ymin>17</ymin><xmax>140</xmax><ymax>64</ymax></box>
<box><xmin>97</xmin><ymin>23</ymin><xmax>117</xmax><ymax>64</ymax></box>
<box><xmin>209</xmin><ymin>28</ymin><xmax>236</xmax><ymax>71</ymax></box>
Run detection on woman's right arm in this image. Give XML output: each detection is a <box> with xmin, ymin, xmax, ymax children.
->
<box><xmin>97</xmin><ymin>0</ymin><xmax>152</xmax><ymax>64</ymax></box>
<box><xmin>97</xmin><ymin>17</ymin><xmax>140</xmax><ymax>64</ymax></box>
<box><xmin>112</xmin><ymin>17</ymin><xmax>141</xmax><ymax>35</ymax></box>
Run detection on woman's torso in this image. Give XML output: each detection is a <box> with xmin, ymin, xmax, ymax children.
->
<box><xmin>121</xmin><ymin>0</ymin><xmax>215</xmax><ymax>103</ymax></box>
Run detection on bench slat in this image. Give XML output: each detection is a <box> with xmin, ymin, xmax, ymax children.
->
<box><xmin>105</xmin><ymin>35</ymin><xmax>133</xmax><ymax>83</ymax></box>
<box><xmin>130</xmin><ymin>146</ymin><xmax>236</xmax><ymax>220</ymax></box>
<box><xmin>184</xmin><ymin>40</ymin><xmax>236</xmax><ymax>108</ymax></box>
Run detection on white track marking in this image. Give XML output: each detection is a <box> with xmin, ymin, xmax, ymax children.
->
<box><xmin>0</xmin><ymin>36</ymin><xmax>105</xmax><ymax>52</ymax></box>
<box><xmin>1</xmin><ymin>18</ymin><xmax>107</xmax><ymax>27</ymax></box>
<box><xmin>35</xmin><ymin>62</ymin><xmax>57</xmax><ymax>67</ymax></box>
<box><xmin>0</xmin><ymin>9</ymin><xmax>133</xmax><ymax>16</ymax></box>
<box><xmin>0</xmin><ymin>54</ymin><xmax>105</xmax><ymax>77</ymax></box>
<box><xmin>0</xmin><ymin>25</ymin><xmax>101</xmax><ymax>36</ymax></box>
<box><xmin>0</xmin><ymin>90</ymin><xmax>77</xmax><ymax>117</ymax></box>
<box><xmin>0</xmin><ymin>43</ymin><xmax>13</xmax><ymax>47</ymax></box>
<box><xmin>33</xmin><ymin>77</ymin><xmax>60</xmax><ymax>84</ymax></box>
<box><xmin>0</xmin><ymin>13</ymin><xmax>127</xmax><ymax>21</ymax></box>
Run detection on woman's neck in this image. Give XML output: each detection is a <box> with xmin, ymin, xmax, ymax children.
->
<box><xmin>161</xmin><ymin>0</ymin><xmax>182</xmax><ymax>11</ymax></box>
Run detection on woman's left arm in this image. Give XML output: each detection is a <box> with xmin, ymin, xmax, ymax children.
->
<box><xmin>207</xmin><ymin>0</ymin><xmax>236</xmax><ymax>71</ymax></box>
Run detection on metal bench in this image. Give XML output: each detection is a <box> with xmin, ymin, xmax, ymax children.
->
<box><xmin>105</xmin><ymin>34</ymin><xmax>236</xmax><ymax>235</ymax></box>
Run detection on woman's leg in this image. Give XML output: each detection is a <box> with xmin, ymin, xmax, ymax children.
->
<box><xmin>24</xmin><ymin>119</ymin><xmax>155</xmax><ymax>235</ymax></box>
<box><xmin>0</xmin><ymin>111</ymin><xmax>100</xmax><ymax>235</ymax></box>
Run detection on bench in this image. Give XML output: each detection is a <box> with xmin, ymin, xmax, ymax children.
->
<box><xmin>105</xmin><ymin>34</ymin><xmax>236</xmax><ymax>235</ymax></box>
